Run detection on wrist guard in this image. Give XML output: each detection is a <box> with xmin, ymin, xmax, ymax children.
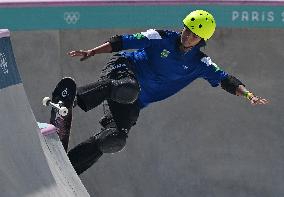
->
<box><xmin>243</xmin><ymin>91</ymin><xmax>254</xmax><ymax>100</ymax></box>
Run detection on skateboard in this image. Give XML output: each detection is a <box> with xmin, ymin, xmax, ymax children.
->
<box><xmin>42</xmin><ymin>77</ymin><xmax>76</xmax><ymax>151</ymax></box>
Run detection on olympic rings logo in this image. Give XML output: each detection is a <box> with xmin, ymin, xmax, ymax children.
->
<box><xmin>64</xmin><ymin>12</ymin><xmax>80</xmax><ymax>24</ymax></box>
<box><xmin>0</xmin><ymin>52</ymin><xmax>8</xmax><ymax>74</ymax></box>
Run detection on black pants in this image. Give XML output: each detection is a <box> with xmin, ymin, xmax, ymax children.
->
<box><xmin>68</xmin><ymin>55</ymin><xmax>140</xmax><ymax>175</ymax></box>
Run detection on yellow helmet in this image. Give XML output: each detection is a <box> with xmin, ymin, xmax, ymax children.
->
<box><xmin>183</xmin><ymin>10</ymin><xmax>216</xmax><ymax>41</ymax></box>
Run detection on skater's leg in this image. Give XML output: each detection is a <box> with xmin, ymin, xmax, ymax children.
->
<box><xmin>96</xmin><ymin>115</ymin><xmax>128</xmax><ymax>153</ymax></box>
<box><xmin>76</xmin><ymin>79</ymin><xmax>111</xmax><ymax>112</ymax></box>
<box><xmin>68</xmin><ymin>101</ymin><xmax>140</xmax><ymax>175</ymax></box>
<box><xmin>76</xmin><ymin>75</ymin><xmax>139</xmax><ymax>112</ymax></box>
<box><xmin>67</xmin><ymin>126</ymin><xmax>127</xmax><ymax>175</ymax></box>
<box><xmin>69</xmin><ymin>55</ymin><xmax>140</xmax><ymax>174</ymax></box>
<box><xmin>68</xmin><ymin>136</ymin><xmax>103</xmax><ymax>175</ymax></box>
<box><xmin>76</xmin><ymin>54</ymin><xmax>139</xmax><ymax>112</ymax></box>
<box><xmin>97</xmin><ymin>100</ymin><xmax>140</xmax><ymax>153</ymax></box>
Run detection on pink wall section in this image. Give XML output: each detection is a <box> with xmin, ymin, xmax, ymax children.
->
<box><xmin>0</xmin><ymin>29</ymin><xmax>10</xmax><ymax>38</ymax></box>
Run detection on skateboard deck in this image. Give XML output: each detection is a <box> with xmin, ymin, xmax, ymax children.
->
<box><xmin>43</xmin><ymin>77</ymin><xmax>76</xmax><ymax>151</ymax></box>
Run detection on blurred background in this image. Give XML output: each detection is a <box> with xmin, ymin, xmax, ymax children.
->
<box><xmin>1</xmin><ymin>1</ymin><xmax>284</xmax><ymax>196</ymax></box>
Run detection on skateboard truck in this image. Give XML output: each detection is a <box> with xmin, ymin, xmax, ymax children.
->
<box><xmin>42</xmin><ymin>97</ymin><xmax>68</xmax><ymax>117</ymax></box>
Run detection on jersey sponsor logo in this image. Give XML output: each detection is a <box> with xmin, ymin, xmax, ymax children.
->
<box><xmin>133</xmin><ymin>33</ymin><xmax>145</xmax><ymax>40</ymax></box>
<box><xmin>201</xmin><ymin>57</ymin><xmax>222</xmax><ymax>72</ymax></box>
<box><xmin>0</xmin><ymin>52</ymin><xmax>8</xmax><ymax>74</ymax></box>
<box><xmin>161</xmin><ymin>49</ymin><xmax>170</xmax><ymax>58</ymax></box>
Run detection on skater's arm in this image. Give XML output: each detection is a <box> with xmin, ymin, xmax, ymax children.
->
<box><xmin>221</xmin><ymin>76</ymin><xmax>269</xmax><ymax>106</ymax></box>
<box><xmin>68</xmin><ymin>29</ymin><xmax>162</xmax><ymax>61</ymax></box>
<box><xmin>67</xmin><ymin>42</ymin><xmax>113</xmax><ymax>61</ymax></box>
<box><xmin>87</xmin><ymin>42</ymin><xmax>113</xmax><ymax>55</ymax></box>
<box><xmin>200</xmin><ymin>58</ymin><xmax>269</xmax><ymax>106</ymax></box>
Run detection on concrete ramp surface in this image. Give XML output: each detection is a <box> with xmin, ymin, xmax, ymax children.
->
<box><xmin>0</xmin><ymin>29</ymin><xmax>90</xmax><ymax>197</ymax></box>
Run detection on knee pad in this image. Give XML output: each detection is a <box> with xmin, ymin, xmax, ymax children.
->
<box><xmin>76</xmin><ymin>80</ymin><xmax>111</xmax><ymax>112</ymax></box>
<box><xmin>110</xmin><ymin>77</ymin><xmax>139</xmax><ymax>104</ymax></box>
<box><xmin>96</xmin><ymin>128</ymin><xmax>127</xmax><ymax>153</ymax></box>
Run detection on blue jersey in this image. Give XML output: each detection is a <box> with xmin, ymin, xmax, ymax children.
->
<box><xmin>119</xmin><ymin>29</ymin><xmax>229</xmax><ymax>108</ymax></box>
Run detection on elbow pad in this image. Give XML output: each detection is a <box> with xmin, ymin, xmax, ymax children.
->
<box><xmin>108</xmin><ymin>35</ymin><xmax>123</xmax><ymax>52</ymax></box>
<box><xmin>221</xmin><ymin>75</ymin><xmax>244</xmax><ymax>95</ymax></box>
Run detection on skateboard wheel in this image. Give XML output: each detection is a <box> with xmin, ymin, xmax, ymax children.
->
<box><xmin>59</xmin><ymin>107</ymin><xmax>68</xmax><ymax>117</ymax></box>
<box><xmin>42</xmin><ymin>97</ymin><xmax>51</xmax><ymax>106</ymax></box>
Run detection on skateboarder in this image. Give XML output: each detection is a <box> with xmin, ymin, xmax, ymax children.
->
<box><xmin>67</xmin><ymin>10</ymin><xmax>269</xmax><ymax>175</ymax></box>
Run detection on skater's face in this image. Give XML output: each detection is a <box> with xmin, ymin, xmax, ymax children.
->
<box><xmin>181</xmin><ymin>26</ymin><xmax>202</xmax><ymax>50</ymax></box>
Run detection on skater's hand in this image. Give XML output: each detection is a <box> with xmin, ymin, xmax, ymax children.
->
<box><xmin>249</xmin><ymin>95</ymin><xmax>269</xmax><ymax>106</ymax></box>
<box><xmin>67</xmin><ymin>50</ymin><xmax>95</xmax><ymax>61</ymax></box>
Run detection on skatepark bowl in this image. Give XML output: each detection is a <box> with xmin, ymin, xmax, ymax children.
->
<box><xmin>0</xmin><ymin>0</ymin><xmax>284</xmax><ymax>196</ymax></box>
